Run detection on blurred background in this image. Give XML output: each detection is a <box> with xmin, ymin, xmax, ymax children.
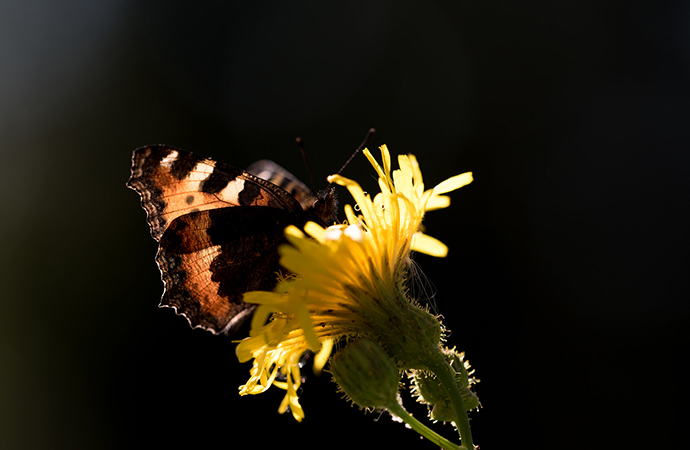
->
<box><xmin>1</xmin><ymin>1</ymin><xmax>688</xmax><ymax>448</ymax></box>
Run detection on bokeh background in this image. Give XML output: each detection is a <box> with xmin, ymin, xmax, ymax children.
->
<box><xmin>2</xmin><ymin>1</ymin><xmax>688</xmax><ymax>449</ymax></box>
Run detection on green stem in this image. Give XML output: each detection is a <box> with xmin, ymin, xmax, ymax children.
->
<box><xmin>387</xmin><ymin>402</ymin><xmax>464</xmax><ymax>450</ymax></box>
<box><xmin>427</xmin><ymin>349</ymin><xmax>475</xmax><ymax>449</ymax></box>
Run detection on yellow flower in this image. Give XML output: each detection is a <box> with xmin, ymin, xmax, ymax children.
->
<box><xmin>235</xmin><ymin>145</ymin><xmax>472</xmax><ymax>420</ymax></box>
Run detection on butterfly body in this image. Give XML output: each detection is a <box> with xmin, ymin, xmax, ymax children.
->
<box><xmin>127</xmin><ymin>145</ymin><xmax>336</xmax><ymax>335</ymax></box>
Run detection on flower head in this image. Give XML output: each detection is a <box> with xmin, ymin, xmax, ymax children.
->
<box><xmin>235</xmin><ymin>145</ymin><xmax>472</xmax><ymax>420</ymax></box>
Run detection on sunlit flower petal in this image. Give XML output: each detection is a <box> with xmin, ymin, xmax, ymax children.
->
<box><xmin>411</xmin><ymin>232</ymin><xmax>449</xmax><ymax>257</ymax></box>
<box><xmin>432</xmin><ymin>172</ymin><xmax>474</xmax><ymax>195</ymax></box>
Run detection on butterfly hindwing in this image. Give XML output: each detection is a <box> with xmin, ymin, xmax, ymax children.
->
<box><xmin>156</xmin><ymin>207</ymin><xmax>299</xmax><ymax>334</ymax></box>
<box><xmin>127</xmin><ymin>145</ymin><xmax>336</xmax><ymax>335</ymax></box>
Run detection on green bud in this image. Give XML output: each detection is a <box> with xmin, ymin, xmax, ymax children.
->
<box><xmin>411</xmin><ymin>349</ymin><xmax>480</xmax><ymax>422</ymax></box>
<box><xmin>343</xmin><ymin>283</ymin><xmax>443</xmax><ymax>371</ymax></box>
<box><xmin>330</xmin><ymin>338</ymin><xmax>400</xmax><ymax>410</ymax></box>
<box><xmin>378</xmin><ymin>303</ymin><xmax>443</xmax><ymax>370</ymax></box>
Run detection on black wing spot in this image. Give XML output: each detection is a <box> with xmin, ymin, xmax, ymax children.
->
<box><xmin>171</xmin><ymin>152</ymin><xmax>198</xmax><ymax>180</ymax></box>
<box><xmin>202</xmin><ymin>170</ymin><xmax>230</xmax><ymax>194</ymax></box>
<box><xmin>238</xmin><ymin>182</ymin><xmax>261</xmax><ymax>206</ymax></box>
<box><xmin>185</xmin><ymin>195</ymin><xmax>195</xmax><ymax>204</ymax></box>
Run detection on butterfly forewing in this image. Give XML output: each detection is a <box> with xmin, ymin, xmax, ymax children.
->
<box><xmin>127</xmin><ymin>145</ymin><xmax>336</xmax><ymax>335</ymax></box>
<box><xmin>127</xmin><ymin>146</ymin><xmax>304</xmax><ymax>241</ymax></box>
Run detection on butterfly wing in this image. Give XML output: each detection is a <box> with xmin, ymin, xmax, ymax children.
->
<box><xmin>156</xmin><ymin>207</ymin><xmax>301</xmax><ymax>334</ymax></box>
<box><xmin>247</xmin><ymin>159</ymin><xmax>317</xmax><ymax>210</ymax></box>
<box><xmin>127</xmin><ymin>145</ymin><xmax>306</xmax><ymax>334</ymax></box>
<box><xmin>247</xmin><ymin>159</ymin><xmax>339</xmax><ymax>229</ymax></box>
<box><xmin>127</xmin><ymin>145</ymin><xmax>304</xmax><ymax>241</ymax></box>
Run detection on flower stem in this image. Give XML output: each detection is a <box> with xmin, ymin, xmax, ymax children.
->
<box><xmin>387</xmin><ymin>402</ymin><xmax>464</xmax><ymax>450</ymax></box>
<box><xmin>427</xmin><ymin>349</ymin><xmax>475</xmax><ymax>449</ymax></box>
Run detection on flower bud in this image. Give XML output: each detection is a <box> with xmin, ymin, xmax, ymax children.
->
<box><xmin>411</xmin><ymin>349</ymin><xmax>480</xmax><ymax>422</ymax></box>
<box><xmin>378</xmin><ymin>303</ymin><xmax>443</xmax><ymax>370</ymax></box>
<box><xmin>330</xmin><ymin>338</ymin><xmax>400</xmax><ymax>410</ymax></box>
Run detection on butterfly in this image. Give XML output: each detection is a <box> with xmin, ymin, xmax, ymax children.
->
<box><xmin>127</xmin><ymin>145</ymin><xmax>337</xmax><ymax>335</ymax></box>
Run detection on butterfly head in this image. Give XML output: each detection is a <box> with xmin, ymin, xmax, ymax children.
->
<box><xmin>311</xmin><ymin>185</ymin><xmax>338</xmax><ymax>226</ymax></box>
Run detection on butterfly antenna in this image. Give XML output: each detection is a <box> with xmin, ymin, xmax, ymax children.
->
<box><xmin>295</xmin><ymin>136</ymin><xmax>318</xmax><ymax>191</ymax></box>
<box><xmin>335</xmin><ymin>128</ymin><xmax>376</xmax><ymax>176</ymax></box>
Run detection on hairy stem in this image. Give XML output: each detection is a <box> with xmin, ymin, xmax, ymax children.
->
<box><xmin>426</xmin><ymin>349</ymin><xmax>475</xmax><ymax>449</ymax></box>
<box><xmin>387</xmin><ymin>402</ymin><xmax>463</xmax><ymax>450</ymax></box>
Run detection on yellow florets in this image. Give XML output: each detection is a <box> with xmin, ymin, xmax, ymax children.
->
<box><xmin>235</xmin><ymin>145</ymin><xmax>473</xmax><ymax>420</ymax></box>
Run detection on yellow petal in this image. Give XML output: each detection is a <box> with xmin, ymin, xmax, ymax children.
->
<box><xmin>363</xmin><ymin>148</ymin><xmax>389</xmax><ymax>189</ymax></box>
<box><xmin>392</xmin><ymin>166</ymin><xmax>412</xmax><ymax>197</ymax></box>
<box><xmin>284</xmin><ymin>224</ymin><xmax>306</xmax><ymax>240</ymax></box>
<box><xmin>379</xmin><ymin>144</ymin><xmax>392</xmax><ymax>180</ymax></box>
<box><xmin>244</xmin><ymin>291</ymin><xmax>285</xmax><ymax>306</ymax></box>
<box><xmin>329</xmin><ymin>175</ymin><xmax>366</xmax><ymax>204</ymax></box>
<box><xmin>344</xmin><ymin>204</ymin><xmax>359</xmax><ymax>225</ymax></box>
<box><xmin>425</xmin><ymin>194</ymin><xmax>451</xmax><ymax>211</ymax></box>
<box><xmin>408</xmin><ymin>154</ymin><xmax>424</xmax><ymax>188</ymax></box>
<box><xmin>248</xmin><ymin>304</ymin><xmax>274</xmax><ymax>334</ymax></box>
<box><xmin>313</xmin><ymin>338</ymin><xmax>334</xmax><ymax>375</ymax></box>
<box><xmin>377</xmin><ymin>176</ymin><xmax>391</xmax><ymax>195</ymax></box>
<box><xmin>296</xmin><ymin>303</ymin><xmax>321</xmax><ymax>351</ymax></box>
<box><xmin>411</xmin><ymin>232</ymin><xmax>448</xmax><ymax>257</ymax></box>
<box><xmin>433</xmin><ymin>172</ymin><xmax>473</xmax><ymax>195</ymax></box>
<box><xmin>303</xmin><ymin>221</ymin><xmax>327</xmax><ymax>243</ymax></box>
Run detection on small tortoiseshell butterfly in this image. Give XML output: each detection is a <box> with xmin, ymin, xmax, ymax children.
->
<box><xmin>127</xmin><ymin>145</ymin><xmax>337</xmax><ymax>335</ymax></box>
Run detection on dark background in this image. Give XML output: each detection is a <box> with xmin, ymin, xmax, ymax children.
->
<box><xmin>2</xmin><ymin>1</ymin><xmax>687</xmax><ymax>449</ymax></box>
